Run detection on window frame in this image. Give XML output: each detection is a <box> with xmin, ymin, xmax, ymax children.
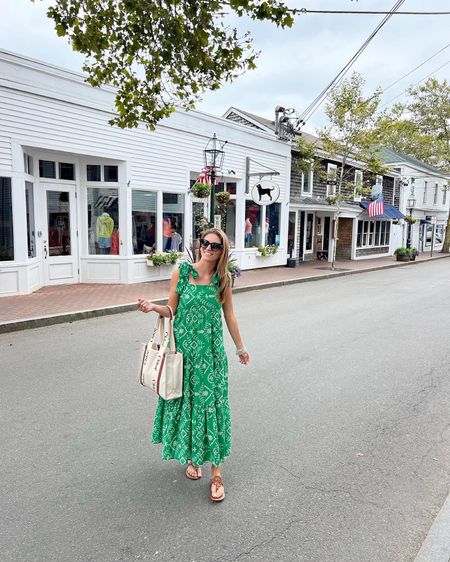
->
<box><xmin>326</xmin><ymin>163</ymin><xmax>338</xmax><ymax>197</ymax></box>
<box><xmin>0</xmin><ymin>177</ymin><xmax>15</xmax><ymax>262</ymax></box>
<box><xmin>434</xmin><ymin>183</ymin><xmax>439</xmax><ymax>205</ymax></box>
<box><xmin>356</xmin><ymin>219</ymin><xmax>391</xmax><ymax>249</ymax></box>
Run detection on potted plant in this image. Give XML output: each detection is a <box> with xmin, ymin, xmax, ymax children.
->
<box><xmin>227</xmin><ymin>258</ymin><xmax>242</xmax><ymax>288</ymax></box>
<box><xmin>147</xmin><ymin>251</ymin><xmax>183</xmax><ymax>267</ymax></box>
<box><xmin>408</xmin><ymin>247</ymin><xmax>418</xmax><ymax>261</ymax></box>
<box><xmin>215</xmin><ymin>191</ymin><xmax>230</xmax><ymax>205</ymax></box>
<box><xmin>394</xmin><ymin>247</ymin><xmax>411</xmax><ymax>262</ymax></box>
<box><xmin>257</xmin><ymin>244</ymin><xmax>278</xmax><ymax>257</ymax></box>
<box><xmin>404</xmin><ymin>215</ymin><xmax>417</xmax><ymax>224</ymax></box>
<box><xmin>190</xmin><ymin>181</ymin><xmax>211</xmax><ymax>198</ymax></box>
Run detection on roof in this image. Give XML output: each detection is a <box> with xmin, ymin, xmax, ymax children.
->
<box><xmin>379</xmin><ymin>147</ymin><xmax>449</xmax><ymax>177</ymax></box>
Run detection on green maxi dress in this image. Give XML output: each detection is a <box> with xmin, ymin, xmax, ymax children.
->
<box><xmin>151</xmin><ymin>261</ymin><xmax>231</xmax><ymax>466</ymax></box>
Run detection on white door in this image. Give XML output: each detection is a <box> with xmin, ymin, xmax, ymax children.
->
<box><xmin>43</xmin><ymin>184</ymin><xmax>79</xmax><ymax>285</ymax></box>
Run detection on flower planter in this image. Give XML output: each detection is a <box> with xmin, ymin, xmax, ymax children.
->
<box><xmin>395</xmin><ymin>254</ymin><xmax>410</xmax><ymax>262</ymax></box>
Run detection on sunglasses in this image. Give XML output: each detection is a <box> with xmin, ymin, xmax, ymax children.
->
<box><xmin>200</xmin><ymin>238</ymin><xmax>224</xmax><ymax>252</ymax></box>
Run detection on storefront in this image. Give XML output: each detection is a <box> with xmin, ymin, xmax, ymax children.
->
<box><xmin>0</xmin><ymin>50</ymin><xmax>291</xmax><ymax>296</ymax></box>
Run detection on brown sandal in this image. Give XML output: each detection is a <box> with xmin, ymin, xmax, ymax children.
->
<box><xmin>185</xmin><ymin>461</ymin><xmax>202</xmax><ymax>480</ymax></box>
<box><xmin>210</xmin><ymin>475</ymin><xmax>225</xmax><ymax>502</ymax></box>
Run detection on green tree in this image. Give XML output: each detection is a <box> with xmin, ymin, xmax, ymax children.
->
<box><xmin>44</xmin><ymin>0</ymin><xmax>295</xmax><ymax>129</ymax></box>
<box><xmin>376</xmin><ymin>78</ymin><xmax>450</xmax><ymax>251</ymax></box>
<box><xmin>300</xmin><ymin>72</ymin><xmax>387</xmax><ymax>269</ymax></box>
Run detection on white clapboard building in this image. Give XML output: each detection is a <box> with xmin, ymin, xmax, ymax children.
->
<box><xmin>0</xmin><ymin>50</ymin><xmax>291</xmax><ymax>296</ymax></box>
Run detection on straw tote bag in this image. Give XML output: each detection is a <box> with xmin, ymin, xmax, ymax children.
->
<box><xmin>138</xmin><ymin>306</ymin><xmax>183</xmax><ymax>400</ymax></box>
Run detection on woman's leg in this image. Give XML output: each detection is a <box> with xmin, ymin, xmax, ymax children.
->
<box><xmin>186</xmin><ymin>461</ymin><xmax>202</xmax><ymax>479</ymax></box>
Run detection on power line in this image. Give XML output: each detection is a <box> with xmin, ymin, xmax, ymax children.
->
<box><xmin>297</xmin><ymin>10</ymin><xmax>450</xmax><ymax>16</ymax></box>
<box><xmin>381</xmin><ymin>43</ymin><xmax>449</xmax><ymax>94</ymax></box>
<box><xmin>380</xmin><ymin>61</ymin><xmax>449</xmax><ymax>109</ymax></box>
<box><xmin>299</xmin><ymin>0</ymin><xmax>406</xmax><ymax>124</ymax></box>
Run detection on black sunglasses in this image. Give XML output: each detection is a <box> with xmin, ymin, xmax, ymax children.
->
<box><xmin>200</xmin><ymin>238</ymin><xmax>224</xmax><ymax>252</ymax></box>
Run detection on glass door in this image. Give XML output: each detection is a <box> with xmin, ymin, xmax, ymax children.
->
<box><xmin>43</xmin><ymin>185</ymin><xmax>79</xmax><ymax>285</ymax></box>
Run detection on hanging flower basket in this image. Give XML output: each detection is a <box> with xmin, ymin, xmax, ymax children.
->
<box><xmin>256</xmin><ymin>244</ymin><xmax>278</xmax><ymax>257</ymax></box>
<box><xmin>147</xmin><ymin>251</ymin><xmax>183</xmax><ymax>267</ymax></box>
<box><xmin>404</xmin><ymin>215</ymin><xmax>417</xmax><ymax>224</ymax></box>
<box><xmin>215</xmin><ymin>191</ymin><xmax>230</xmax><ymax>205</ymax></box>
<box><xmin>190</xmin><ymin>182</ymin><xmax>211</xmax><ymax>198</ymax></box>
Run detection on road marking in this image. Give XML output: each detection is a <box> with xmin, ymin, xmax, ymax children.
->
<box><xmin>413</xmin><ymin>491</ymin><xmax>450</xmax><ymax>562</ymax></box>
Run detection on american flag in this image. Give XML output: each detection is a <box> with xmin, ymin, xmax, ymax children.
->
<box><xmin>368</xmin><ymin>195</ymin><xmax>384</xmax><ymax>218</ymax></box>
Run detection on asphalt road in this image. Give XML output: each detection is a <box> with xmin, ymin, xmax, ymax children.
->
<box><xmin>1</xmin><ymin>259</ymin><xmax>449</xmax><ymax>562</ymax></box>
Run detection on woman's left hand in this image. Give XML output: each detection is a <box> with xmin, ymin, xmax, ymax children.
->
<box><xmin>239</xmin><ymin>352</ymin><xmax>250</xmax><ymax>365</ymax></box>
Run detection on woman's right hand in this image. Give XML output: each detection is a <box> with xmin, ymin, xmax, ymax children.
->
<box><xmin>137</xmin><ymin>298</ymin><xmax>156</xmax><ymax>313</ymax></box>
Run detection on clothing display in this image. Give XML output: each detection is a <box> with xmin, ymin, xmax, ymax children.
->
<box><xmin>151</xmin><ymin>261</ymin><xmax>231</xmax><ymax>466</ymax></box>
<box><xmin>96</xmin><ymin>212</ymin><xmax>114</xmax><ymax>253</ymax></box>
<box><xmin>170</xmin><ymin>231</ymin><xmax>182</xmax><ymax>252</ymax></box>
<box><xmin>110</xmin><ymin>229</ymin><xmax>119</xmax><ymax>255</ymax></box>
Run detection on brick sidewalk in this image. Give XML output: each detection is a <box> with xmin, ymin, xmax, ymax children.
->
<box><xmin>1</xmin><ymin>252</ymin><xmax>448</xmax><ymax>331</ymax></box>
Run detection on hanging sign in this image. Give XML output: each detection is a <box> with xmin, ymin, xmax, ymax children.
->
<box><xmin>251</xmin><ymin>179</ymin><xmax>280</xmax><ymax>206</ymax></box>
<box><xmin>371</xmin><ymin>183</ymin><xmax>382</xmax><ymax>200</ymax></box>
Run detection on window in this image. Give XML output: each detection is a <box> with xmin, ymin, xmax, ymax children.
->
<box><xmin>0</xmin><ymin>178</ymin><xmax>14</xmax><ymax>261</ymax></box>
<box><xmin>24</xmin><ymin>153</ymin><xmax>34</xmax><ymax>175</ymax></box>
<box><xmin>163</xmin><ymin>193</ymin><xmax>184</xmax><ymax>252</ymax></box>
<box><xmin>423</xmin><ymin>181</ymin><xmax>428</xmax><ymax>204</ymax></box>
<box><xmin>434</xmin><ymin>183</ymin><xmax>438</xmax><ymax>204</ymax></box>
<box><xmin>245</xmin><ymin>200</ymin><xmax>261</xmax><ymax>248</ymax></box>
<box><xmin>305</xmin><ymin>213</ymin><xmax>314</xmax><ymax>251</ymax></box>
<box><xmin>444</xmin><ymin>188</ymin><xmax>447</xmax><ymax>206</ymax></box>
<box><xmin>132</xmin><ymin>191</ymin><xmax>157</xmax><ymax>254</ymax></box>
<box><xmin>357</xmin><ymin>220</ymin><xmax>390</xmax><ymax>248</ymax></box>
<box><xmin>265</xmin><ymin>203</ymin><xmax>281</xmax><ymax>246</ymax></box>
<box><xmin>435</xmin><ymin>225</ymin><xmax>444</xmax><ymax>245</ymax></box>
<box><xmin>25</xmin><ymin>182</ymin><xmax>36</xmax><ymax>258</ymax></box>
<box><xmin>354</xmin><ymin>170</ymin><xmax>363</xmax><ymax>199</ymax></box>
<box><xmin>59</xmin><ymin>162</ymin><xmax>75</xmax><ymax>181</ymax></box>
<box><xmin>87</xmin><ymin>188</ymin><xmax>119</xmax><ymax>254</ymax></box>
<box><xmin>302</xmin><ymin>170</ymin><xmax>312</xmax><ymax>194</ymax></box>
<box><xmin>39</xmin><ymin>160</ymin><xmax>56</xmax><ymax>179</ymax></box>
<box><xmin>216</xmin><ymin>181</ymin><xmax>237</xmax><ymax>196</ymax></box>
<box><xmin>326</xmin><ymin>163</ymin><xmax>337</xmax><ymax>196</ymax></box>
<box><xmin>104</xmin><ymin>165</ymin><xmax>118</xmax><ymax>182</ymax></box>
<box><xmin>87</xmin><ymin>165</ymin><xmax>101</xmax><ymax>182</ymax></box>
<box><xmin>47</xmin><ymin>191</ymin><xmax>71</xmax><ymax>256</ymax></box>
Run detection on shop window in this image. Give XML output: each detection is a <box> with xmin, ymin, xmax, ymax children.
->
<box><xmin>59</xmin><ymin>162</ymin><xmax>75</xmax><ymax>181</ymax></box>
<box><xmin>435</xmin><ymin>225</ymin><xmax>444</xmax><ymax>245</ymax></box>
<box><xmin>0</xmin><ymin>178</ymin><xmax>14</xmax><ymax>261</ymax></box>
<box><xmin>132</xmin><ymin>190</ymin><xmax>157</xmax><ymax>254</ymax></box>
<box><xmin>245</xmin><ymin>200</ymin><xmax>261</xmax><ymax>248</ymax></box>
<box><xmin>87</xmin><ymin>188</ymin><xmax>119</xmax><ymax>255</ymax></box>
<box><xmin>357</xmin><ymin>220</ymin><xmax>390</xmax><ymax>248</ymax></box>
<box><xmin>163</xmin><ymin>193</ymin><xmax>184</xmax><ymax>252</ymax></box>
<box><xmin>39</xmin><ymin>160</ymin><xmax>56</xmax><ymax>179</ymax></box>
<box><xmin>222</xmin><ymin>198</ymin><xmax>236</xmax><ymax>248</ymax></box>
<box><xmin>216</xmin><ymin>181</ymin><xmax>237</xmax><ymax>196</ymax></box>
<box><xmin>87</xmin><ymin>165</ymin><xmax>101</xmax><ymax>182</ymax></box>
<box><xmin>104</xmin><ymin>165</ymin><xmax>118</xmax><ymax>182</ymax></box>
<box><xmin>25</xmin><ymin>181</ymin><xmax>36</xmax><ymax>258</ymax></box>
<box><xmin>265</xmin><ymin>203</ymin><xmax>281</xmax><ymax>246</ymax></box>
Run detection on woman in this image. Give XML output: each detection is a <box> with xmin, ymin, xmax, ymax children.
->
<box><xmin>138</xmin><ymin>228</ymin><xmax>250</xmax><ymax>502</ymax></box>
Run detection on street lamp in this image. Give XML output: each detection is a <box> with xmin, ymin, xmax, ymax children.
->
<box><xmin>407</xmin><ymin>196</ymin><xmax>416</xmax><ymax>248</ymax></box>
<box><xmin>203</xmin><ymin>133</ymin><xmax>226</xmax><ymax>224</ymax></box>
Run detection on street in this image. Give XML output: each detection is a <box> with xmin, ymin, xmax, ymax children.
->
<box><xmin>1</xmin><ymin>259</ymin><xmax>449</xmax><ymax>562</ymax></box>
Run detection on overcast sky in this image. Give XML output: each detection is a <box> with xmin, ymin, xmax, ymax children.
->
<box><xmin>1</xmin><ymin>0</ymin><xmax>449</xmax><ymax>134</ymax></box>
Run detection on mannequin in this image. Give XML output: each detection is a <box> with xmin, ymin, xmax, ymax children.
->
<box><xmin>96</xmin><ymin>212</ymin><xmax>114</xmax><ymax>254</ymax></box>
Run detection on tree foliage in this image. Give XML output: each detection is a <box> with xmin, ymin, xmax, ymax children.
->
<box><xmin>376</xmin><ymin>78</ymin><xmax>450</xmax><ymax>172</ymax></box>
<box><xmin>45</xmin><ymin>0</ymin><xmax>295</xmax><ymax>129</ymax></box>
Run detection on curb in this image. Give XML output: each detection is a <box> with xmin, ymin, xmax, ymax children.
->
<box><xmin>1</xmin><ymin>254</ymin><xmax>449</xmax><ymax>334</ymax></box>
<box><xmin>413</xmin><ymin>491</ymin><xmax>450</xmax><ymax>562</ymax></box>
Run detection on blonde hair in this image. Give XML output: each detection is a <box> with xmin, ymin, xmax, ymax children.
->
<box><xmin>199</xmin><ymin>228</ymin><xmax>230</xmax><ymax>304</ymax></box>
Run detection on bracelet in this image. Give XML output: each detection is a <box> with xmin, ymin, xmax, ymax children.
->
<box><xmin>236</xmin><ymin>347</ymin><xmax>247</xmax><ymax>356</ymax></box>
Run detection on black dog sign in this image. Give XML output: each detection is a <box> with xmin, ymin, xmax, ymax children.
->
<box><xmin>251</xmin><ymin>180</ymin><xmax>280</xmax><ymax>206</ymax></box>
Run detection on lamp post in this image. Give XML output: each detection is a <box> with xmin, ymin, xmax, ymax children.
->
<box><xmin>203</xmin><ymin>133</ymin><xmax>225</xmax><ymax>225</ymax></box>
<box><xmin>407</xmin><ymin>196</ymin><xmax>416</xmax><ymax>248</ymax></box>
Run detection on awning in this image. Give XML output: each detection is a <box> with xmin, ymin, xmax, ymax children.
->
<box><xmin>359</xmin><ymin>202</ymin><xmax>405</xmax><ymax>220</ymax></box>
<box><xmin>420</xmin><ymin>219</ymin><xmax>432</xmax><ymax>225</ymax></box>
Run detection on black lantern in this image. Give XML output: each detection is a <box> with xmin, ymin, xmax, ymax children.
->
<box><xmin>203</xmin><ymin>133</ymin><xmax>226</xmax><ymax>223</ymax></box>
<box><xmin>406</xmin><ymin>197</ymin><xmax>416</xmax><ymax>248</ymax></box>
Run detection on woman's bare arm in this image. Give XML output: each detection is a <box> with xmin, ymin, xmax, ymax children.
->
<box><xmin>222</xmin><ymin>286</ymin><xmax>250</xmax><ymax>365</ymax></box>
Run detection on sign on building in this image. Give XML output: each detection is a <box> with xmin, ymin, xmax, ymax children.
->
<box><xmin>251</xmin><ymin>179</ymin><xmax>280</xmax><ymax>206</ymax></box>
